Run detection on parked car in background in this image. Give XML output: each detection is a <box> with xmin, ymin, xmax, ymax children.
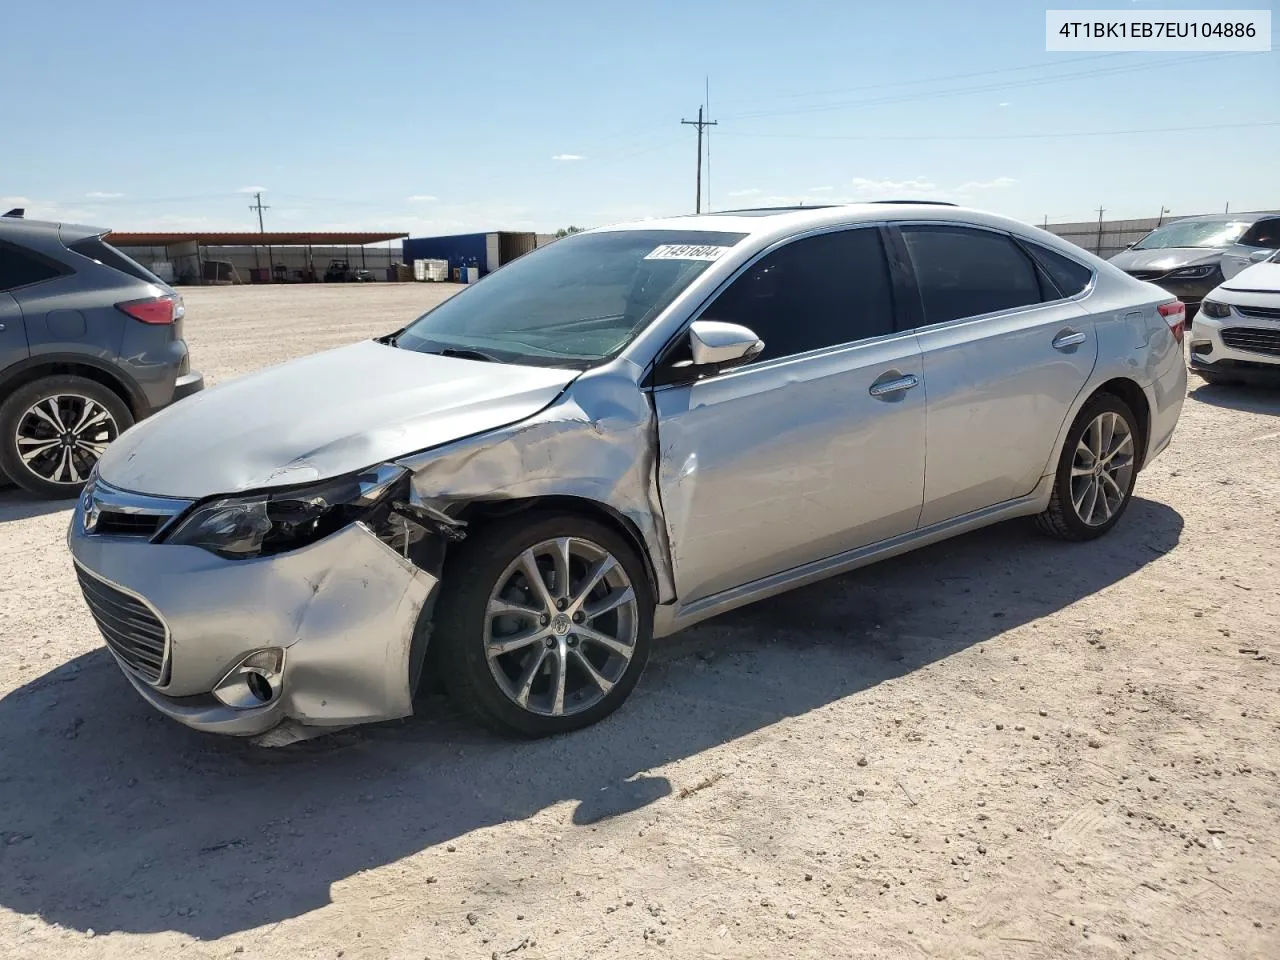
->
<box><xmin>1189</xmin><ymin>249</ymin><xmax>1280</xmax><ymax>385</ymax></box>
<box><xmin>68</xmin><ymin>203</ymin><xmax>1186</xmax><ymax>743</ymax></box>
<box><xmin>1109</xmin><ymin>213</ymin><xmax>1280</xmax><ymax>320</ymax></box>
<box><xmin>0</xmin><ymin>211</ymin><xmax>204</xmax><ymax>497</ymax></box>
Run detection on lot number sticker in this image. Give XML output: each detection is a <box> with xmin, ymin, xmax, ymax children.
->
<box><xmin>644</xmin><ymin>244</ymin><xmax>733</xmax><ymax>262</ymax></box>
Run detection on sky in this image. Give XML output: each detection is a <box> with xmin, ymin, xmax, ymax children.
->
<box><xmin>1</xmin><ymin>0</ymin><xmax>1275</xmax><ymax>236</ymax></box>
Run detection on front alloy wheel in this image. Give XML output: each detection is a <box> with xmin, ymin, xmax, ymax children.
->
<box><xmin>435</xmin><ymin>513</ymin><xmax>653</xmax><ymax>738</ymax></box>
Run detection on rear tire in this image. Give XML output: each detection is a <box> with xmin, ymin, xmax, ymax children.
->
<box><xmin>1036</xmin><ymin>393</ymin><xmax>1140</xmax><ymax>542</ymax></box>
<box><xmin>434</xmin><ymin>512</ymin><xmax>653</xmax><ymax>738</ymax></box>
<box><xmin>0</xmin><ymin>376</ymin><xmax>133</xmax><ymax>499</ymax></box>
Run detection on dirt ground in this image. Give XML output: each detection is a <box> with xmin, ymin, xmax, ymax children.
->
<box><xmin>1</xmin><ymin>284</ymin><xmax>1277</xmax><ymax>960</ymax></box>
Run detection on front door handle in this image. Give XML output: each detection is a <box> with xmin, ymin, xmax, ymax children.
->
<box><xmin>869</xmin><ymin>373</ymin><xmax>920</xmax><ymax>398</ymax></box>
<box><xmin>1052</xmin><ymin>330</ymin><xmax>1087</xmax><ymax>350</ymax></box>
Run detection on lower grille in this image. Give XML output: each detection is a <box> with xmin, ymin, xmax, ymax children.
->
<box><xmin>75</xmin><ymin>565</ymin><xmax>169</xmax><ymax>683</ymax></box>
<box><xmin>1236</xmin><ymin>304</ymin><xmax>1280</xmax><ymax>322</ymax></box>
<box><xmin>1220</xmin><ymin>327</ymin><xmax>1280</xmax><ymax>357</ymax></box>
<box><xmin>95</xmin><ymin>512</ymin><xmax>165</xmax><ymax>538</ymax></box>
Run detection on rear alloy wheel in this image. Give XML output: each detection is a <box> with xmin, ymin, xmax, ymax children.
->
<box><xmin>435</xmin><ymin>513</ymin><xmax>653</xmax><ymax>738</ymax></box>
<box><xmin>0</xmin><ymin>376</ymin><xmax>133</xmax><ymax>498</ymax></box>
<box><xmin>1036</xmin><ymin>393</ymin><xmax>1139</xmax><ymax>541</ymax></box>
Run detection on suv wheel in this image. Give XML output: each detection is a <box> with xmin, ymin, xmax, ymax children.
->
<box><xmin>0</xmin><ymin>375</ymin><xmax>133</xmax><ymax>498</ymax></box>
<box><xmin>434</xmin><ymin>512</ymin><xmax>653</xmax><ymax>738</ymax></box>
<box><xmin>1036</xmin><ymin>393</ymin><xmax>1139</xmax><ymax>542</ymax></box>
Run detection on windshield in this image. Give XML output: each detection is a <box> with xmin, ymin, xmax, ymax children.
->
<box><xmin>1133</xmin><ymin>219</ymin><xmax>1251</xmax><ymax>250</ymax></box>
<box><xmin>394</xmin><ymin>229</ymin><xmax>747</xmax><ymax>368</ymax></box>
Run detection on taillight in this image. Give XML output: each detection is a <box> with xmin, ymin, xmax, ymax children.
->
<box><xmin>116</xmin><ymin>295</ymin><xmax>177</xmax><ymax>325</ymax></box>
<box><xmin>1158</xmin><ymin>301</ymin><xmax>1185</xmax><ymax>344</ymax></box>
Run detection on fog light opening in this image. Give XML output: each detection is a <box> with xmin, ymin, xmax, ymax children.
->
<box><xmin>1190</xmin><ymin>341</ymin><xmax>1213</xmax><ymax>356</ymax></box>
<box><xmin>212</xmin><ymin>648</ymin><xmax>285</xmax><ymax>710</ymax></box>
<box><xmin>245</xmin><ymin>671</ymin><xmax>273</xmax><ymax>703</ymax></box>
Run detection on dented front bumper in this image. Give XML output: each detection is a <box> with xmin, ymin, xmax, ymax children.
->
<box><xmin>68</xmin><ymin>513</ymin><xmax>437</xmax><ymax>737</ymax></box>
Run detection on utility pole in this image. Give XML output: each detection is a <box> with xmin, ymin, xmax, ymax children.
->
<box><xmin>1094</xmin><ymin>205</ymin><xmax>1105</xmax><ymax>256</ymax></box>
<box><xmin>1157</xmin><ymin>206</ymin><xmax>1170</xmax><ymax>227</ymax></box>
<box><xmin>1225</xmin><ymin>201</ymin><xmax>1230</xmax><ymax>214</ymax></box>
<box><xmin>249</xmin><ymin>191</ymin><xmax>272</xmax><ymax>280</ymax></box>
<box><xmin>681</xmin><ymin>106</ymin><xmax>717</xmax><ymax>214</ymax></box>
<box><xmin>704</xmin><ymin>76</ymin><xmax>712</xmax><ymax>212</ymax></box>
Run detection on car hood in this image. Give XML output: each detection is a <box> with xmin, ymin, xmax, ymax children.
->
<box><xmin>1220</xmin><ymin>262</ymin><xmax>1280</xmax><ymax>295</ymax></box>
<box><xmin>98</xmin><ymin>339</ymin><xmax>579</xmax><ymax>498</ymax></box>
<box><xmin>1109</xmin><ymin>248</ymin><xmax>1222</xmax><ymax>272</ymax></box>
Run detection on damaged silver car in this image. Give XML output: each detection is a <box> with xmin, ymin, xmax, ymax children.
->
<box><xmin>68</xmin><ymin>203</ymin><xmax>1187</xmax><ymax>740</ymax></box>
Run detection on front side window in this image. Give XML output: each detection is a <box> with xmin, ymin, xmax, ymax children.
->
<box><xmin>700</xmin><ymin>227</ymin><xmax>895</xmax><ymax>361</ymax></box>
<box><xmin>1132</xmin><ymin>219</ymin><xmax>1251</xmax><ymax>250</ymax></box>
<box><xmin>394</xmin><ymin>229</ymin><xmax>747</xmax><ymax>368</ymax></box>
<box><xmin>901</xmin><ymin>225</ymin><xmax>1042</xmax><ymax>325</ymax></box>
<box><xmin>0</xmin><ymin>242</ymin><xmax>62</xmax><ymax>292</ymax></box>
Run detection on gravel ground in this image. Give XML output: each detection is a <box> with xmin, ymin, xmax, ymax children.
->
<box><xmin>1</xmin><ymin>284</ymin><xmax>1277</xmax><ymax>960</ymax></box>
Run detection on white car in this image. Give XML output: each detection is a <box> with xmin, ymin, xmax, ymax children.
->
<box><xmin>1190</xmin><ymin>249</ymin><xmax>1280</xmax><ymax>385</ymax></box>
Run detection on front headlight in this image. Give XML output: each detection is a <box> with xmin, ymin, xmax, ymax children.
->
<box><xmin>1167</xmin><ymin>264</ymin><xmax>1218</xmax><ymax>279</ymax></box>
<box><xmin>1199</xmin><ymin>299</ymin><xmax>1231</xmax><ymax>319</ymax></box>
<box><xmin>165</xmin><ymin>463</ymin><xmax>407</xmax><ymax>559</ymax></box>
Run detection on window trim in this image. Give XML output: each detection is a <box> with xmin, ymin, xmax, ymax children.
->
<box><xmin>888</xmin><ymin>220</ymin><xmax>1096</xmax><ymax>333</ymax></box>
<box><xmin>0</xmin><ymin>238</ymin><xmax>72</xmax><ymax>294</ymax></box>
<box><xmin>643</xmin><ymin>221</ymin><xmax>910</xmax><ymax>388</ymax></box>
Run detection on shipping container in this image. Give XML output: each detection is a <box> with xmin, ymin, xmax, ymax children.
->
<box><xmin>401</xmin><ymin>231</ymin><xmax>538</xmax><ymax>277</ymax></box>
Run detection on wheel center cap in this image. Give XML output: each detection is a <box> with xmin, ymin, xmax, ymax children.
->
<box><xmin>551</xmin><ymin>613</ymin><xmax>572</xmax><ymax>636</ymax></box>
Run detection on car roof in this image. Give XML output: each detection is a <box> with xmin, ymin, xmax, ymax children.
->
<box><xmin>1163</xmin><ymin>212</ymin><xmax>1277</xmax><ymax>225</ymax></box>
<box><xmin>0</xmin><ymin>216</ymin><xmax>109</xmax><ymax>245</ymax></box>
<box><xmin>585</xmin><ymin>202</ymin><xmax>1081</xmax><ymax>252</ymax></box>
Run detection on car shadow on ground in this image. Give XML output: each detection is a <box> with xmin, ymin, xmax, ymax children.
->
<box><xmin>0</xmin><ymin>497</ymin><xmax>1183</xmax><ymax>940</ymax></box>
<box><xmin>1188</xmin><ymin>381</ymin><xmax>1280</xmax><ymax>415</ymax></box>
<box><xmin>0</xmin><ymin>486</ymin><xmax>76</xmax><ymax>523</ymax></box>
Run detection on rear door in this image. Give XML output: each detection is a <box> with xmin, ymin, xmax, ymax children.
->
<box><xmin>652</xmin><ymin>226</ymin><xmax>926</xmax><ymax>604</ymax></box>
<box><xmin>0</xmin><ymin>240</ymin><xmax>45</xmax><ymax>368</ymax></box>
<box><xmin>894</xmin><ymin>223</ymin><xmax>1098</xmax><ymax>527</ymax></box>
<box><xmin>0</xmin><ymin>290</ymin><xmax>28</xmax><ymax>370</ymax></box>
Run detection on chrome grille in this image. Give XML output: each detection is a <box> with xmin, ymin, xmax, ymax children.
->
<box><xmin>1220</xmin><ymin>327</ymin><xmax>1280</xmax><ymax>357</ymax></box>
<box><xmin>75</xmin><ymin>564</ymin><xmax>169</xmax><ymax>683</ymax></box>
<box><xmin>1236</xmin><ymin>304</ymin><xmax>1280</xmax><ymax>322</ymax></box>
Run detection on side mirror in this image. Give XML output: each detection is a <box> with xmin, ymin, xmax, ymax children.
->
<box><xmin>688</xmin><ymin>320</ymin><xmax>765</xmax><ymax>368</ymax></box>
<box><xmin>1249</xmin><ymin>249</ymin><xmax>1273</xmax><ymax>263</ymax></box>
<box><xmin>651</xmin><ymin>320</ymin><xmax>765</xmax><ymax>387</ymax></box>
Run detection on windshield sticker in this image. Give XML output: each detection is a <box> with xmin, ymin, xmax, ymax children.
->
<box><xmin>644</xmin><ymin>244</ymin><xmax>733</xmax><ymax>262</ymax></box>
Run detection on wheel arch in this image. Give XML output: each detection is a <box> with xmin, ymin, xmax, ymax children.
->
<box><xmin>0</xmin><ymin>355</ymin><xmax>148</xmax><ymax>419</ymax></box>
<box><xmin>1090</xmin><ymin>377</ymin><xmax>1152</xmax><ymax>471</ymax></box>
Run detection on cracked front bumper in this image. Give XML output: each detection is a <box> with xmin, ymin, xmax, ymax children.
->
<box><xmin>68</xmin><ymin>512</ymin><xmax>438</xmax><ymax>736</ymax></box>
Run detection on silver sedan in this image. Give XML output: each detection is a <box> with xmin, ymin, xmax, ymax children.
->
<box><xmin>68</xmin><ymin>203</ymin><xmax>1187</xmax><ymax>741</ymax></box>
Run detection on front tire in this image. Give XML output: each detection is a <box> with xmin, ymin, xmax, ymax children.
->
<box><xmin>434</xmin><ymin>512</ymin><xmax>653</xmax><ymax>738</ymax></box>
<box><xmin>0</xmin><ymin>376</ymin><xmax>133</xmax><ymax>499</ymax></box>
<box><xmin>1036</xmin><ymin>393</ymin><xmax>1139</xmax><ymax>542</ymax></box>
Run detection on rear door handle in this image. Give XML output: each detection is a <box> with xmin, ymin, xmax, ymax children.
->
<box><xmin>1052</xmin><ymin>330</ymin><xmax>1087</xmax><ymax>350</ymax></box>
<box><xmin>869</xmin><ymin>374</ymin><xmax>920</xmax><ymax>398</ymax></box>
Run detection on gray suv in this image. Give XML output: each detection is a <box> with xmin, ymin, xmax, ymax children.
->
<box><xmin>0</xmin><ymin>211</ymin><xmax>203</xmax><ymax>498</ymax></box>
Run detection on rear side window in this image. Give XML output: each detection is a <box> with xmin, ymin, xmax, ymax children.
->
<box><xmin>901</xmin><ymin>225</ymin><xmax>1041</xmax><ymax>325</ymax></box>
<box><xmin>0</xmin><ymin>242</ymin><xmax>63</xmax><ymax>291</ymax></box>
<box><xmin>702</xmin><ymin>227</ymin><xmax>894</xmax><ymax>361</ymax></box>
<box><xmin>1239</xmin><ymin>219</ymin><xmax>1280</xmax><ymax>249</ymax></box>
<box><xmin>1023</xmin><ymin>242</ymin><xmax>1094</xmax><ymax>298</ymax></box>
<box><xmin>68</xmin><ymin>236</ymin><xmax>165</xmax><ymax>286</ymax></box>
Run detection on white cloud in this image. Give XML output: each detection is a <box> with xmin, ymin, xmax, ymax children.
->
<box><xmin>849</xmin><ymin>177</ymin><xmax>939</xmax><ymax>196</ymax></box>
<box><xmin>552</xmin><ymin>154</ymin><xmax>584</xmax><ymax>161</ymax></box>
<box><xmin>727</xmin><ymin>188</ymin><xmax>761</xmax><ymax>197</ymax></box>
<box><xmin>954</xmin><ymin>177</ymin><xmax>1017</xmax><ymax>193</ymax></box>
<box><xmin>998</xmin><ymin>102</ymin><xmax>1010</xmax><ymax>108</ymax></box>
<box><xmin>406</xmin><ymin>194</ymin><xmax>438</xmax><ymax>202</ymax></box>
<box><xmin>85</xmin><ymin>191</ymin><xmax>123</xmax><ymax>199</ymax></box>
<box><xmin>807</xmin><ymin>186</ymin><xmax>833</xmax><ymax>193</ymax></box>
<box><xmin>236</xmin><ymin>185</ymin><xmax>267</xmax><ymax>194</ymax></box>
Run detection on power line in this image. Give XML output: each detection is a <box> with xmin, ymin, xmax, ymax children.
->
<box><xmin>681</xmin><ymin>107</ymin><xmax>718</xmax><ymax>214</ymax></box>
<box><xmin>715</xmin><ymin>53</ymin><xmax>1125</xmax><ymax>106</ymax></box>
<box><xmin>719</xmin><ymin>53</ymin><xmax>1236</xmax><ymax>121</ymax></box>
<box><xmin>715</xmin><ymin>119</ymin><xmax>1280</xmax><ymax>142</ymax></box>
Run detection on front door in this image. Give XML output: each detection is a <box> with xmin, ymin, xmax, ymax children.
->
<box><xmin>652</xmin><ymin>226</ymin><xmax>926</xmax><ymax>605</ymax></box>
